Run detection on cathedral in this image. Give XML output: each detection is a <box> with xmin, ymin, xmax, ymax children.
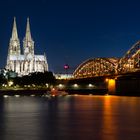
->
<box><xmin>6</xmin><ymin>17</ymin><xmax>48</xmax><ymax>76</ymax></box>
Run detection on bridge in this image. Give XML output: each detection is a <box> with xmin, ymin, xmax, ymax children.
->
<box><xmin>73</xmin><ymin>40</ymin><xmax>140</xmax><ymax>78</ymax></box>
<box><xmin>69</xmin><ymin>40</ymin><xmax>140</xmax><ymax>95</ymax></box>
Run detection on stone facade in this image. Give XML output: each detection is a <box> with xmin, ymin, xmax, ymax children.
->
<box><xmin>6</xmin><ymin>17</ymin><xmax>48</xmax><ymax>76</ymax></box>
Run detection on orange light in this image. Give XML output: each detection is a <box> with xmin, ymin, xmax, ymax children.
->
<box><xmin>108</xmin><ymin>79</ymin><xmax>115</xmax><ymax>93</ymax></box>
<box><xmin>105</xmin><ymin>78</ymin><xmax>109</xmax><ymax>82</ymax></box>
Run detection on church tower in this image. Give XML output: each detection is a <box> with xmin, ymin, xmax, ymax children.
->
<box><xmin>6</xmin><ymin>17</ymin><xmax>21</xmax><ymax>72</ymax></box>
<box><xmin>8</xmin><ymin>17</ymin><xmax>21</xmax><ymax>55</ymax></box>
<box><xmin>23</xmin><ymin>18</ymin><xmax>34</xmax><ymax>56</ymax></box>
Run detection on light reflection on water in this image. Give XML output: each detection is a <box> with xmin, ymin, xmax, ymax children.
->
<box><xmin>0</xmin><ymin>95</ymin><xmax>140</xmax><ymax>140</ymax></box>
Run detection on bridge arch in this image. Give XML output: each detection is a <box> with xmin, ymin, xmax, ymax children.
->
<box><xmin>73</xmin><ymin>58</ymin><xmax>118</xmax><ymax>78</ymax></box>
<box><xmin>118</xmin><ymin>41</ymin><xmax>140</xmax><ymax>73</ymax></box>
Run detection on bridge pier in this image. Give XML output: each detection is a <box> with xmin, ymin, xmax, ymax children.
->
<box><xmin>116</xmin><ymin>73</ymin><xmax>140</xmax><ymax>95</ymax></box>
<box><xmin>106</xmin><ymin>78</ymin><xmax>116</xmax><ymax>94</ymax></box>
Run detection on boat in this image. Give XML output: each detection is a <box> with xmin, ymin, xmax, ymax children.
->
<box><xmin>47</xmin><ymin>88</ymin><xmax>68</xmax><ymax>97</ymax></box>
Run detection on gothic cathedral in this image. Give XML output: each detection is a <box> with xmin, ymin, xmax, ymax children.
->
<box><xmin>6</xmin><ymin>17</ymin><xmax>48</xmax><ymax>76</ymax></box>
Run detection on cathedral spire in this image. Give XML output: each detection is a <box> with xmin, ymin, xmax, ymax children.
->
<box><xmin>25</xmin><ymin>17</ymin><xmax>32</xmax><ymax>40</ymax></box>
<box><xmin>23</xmin><ymin>17</ymin><xmax>34</xmax><ymax>55</ymax></box>
<box><xmin>11</xmin><ymin>17</ymin><xmax>18</xmax><ymax>39</ymax></box>
<box><xmin>8</xmin><ymin>17</ymin><xmax>21</xmax><ymax>56</ymax></box>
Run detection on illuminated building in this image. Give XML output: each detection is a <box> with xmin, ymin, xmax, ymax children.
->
<box><xmin>6</xmin><ymin>17</ymin><xmax>48</xmax><ymax>76</ymax></box>
<box><xmin>55</xmin><ymin>74</ymin><xmax>73</xmax><ymax>79</ymax></box>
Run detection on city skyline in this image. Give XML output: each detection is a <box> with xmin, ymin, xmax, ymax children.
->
<box><xmin>0</xmin><ymin>0</ymin><xmax>140</xmax><ymax>73</ymax></box>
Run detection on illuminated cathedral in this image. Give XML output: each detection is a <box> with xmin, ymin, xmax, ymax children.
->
<box><xmin>6</xmin><ymin>17</ymin><xmax>48</xmax><ymax>76</ymax></box>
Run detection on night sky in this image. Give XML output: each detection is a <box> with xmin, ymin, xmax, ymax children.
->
<box><xmin>0</xmin><ymin>0</ymin><xmax>140</xmax><ymax>73</ymax></box>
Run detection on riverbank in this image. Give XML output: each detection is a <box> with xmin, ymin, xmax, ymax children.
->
<box><xmin>0</xmin><ymin>88</ymin><xmax>108</xmax><ymax>96</ymax></box>
<box><xmin>0</xmin><ymin>88</ymin><xmax>140</xmax><ymax>96</ymax></box>
<box><xmin>66</xmin><ymin>89</ymin><xmax>108</xmax><ymax>95</ymax></box>
<box><xmin>0</xmin><ymin>89</ymin><xmax>48</xmax><ymax>96</ymax></box>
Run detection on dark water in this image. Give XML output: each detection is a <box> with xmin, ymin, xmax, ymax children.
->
<box><xmin>0</xmin><ymin>95</ymin><xmax>140</xmax><ymax>140</ymax></box>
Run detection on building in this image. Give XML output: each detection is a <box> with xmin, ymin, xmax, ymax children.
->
<box><xmin>55</xmin><ymin>73</ymin><xmax>73</xmax><ymax>79</ymax></box>
<box><xmin>6</xmin><ymin>17</ymin><xmax>48</xmax><ymax>76</ymax></box>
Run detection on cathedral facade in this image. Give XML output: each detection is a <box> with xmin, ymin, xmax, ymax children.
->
<box><xmin>6</xmin><ymin>18</ymin><xmax>48</xmax><ymax>76</ymax></box>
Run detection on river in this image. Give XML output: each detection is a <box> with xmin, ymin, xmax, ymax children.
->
<box><xmin>0</xmin><ymin>95</ymin><xmax>140</xmax><ymax>140</ymax></box>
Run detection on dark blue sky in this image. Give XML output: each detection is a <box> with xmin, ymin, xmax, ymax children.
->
<box><xmin>0</xmin><ymin>0</ymin><xmax>140</xmax><ymax>73</ymax></box>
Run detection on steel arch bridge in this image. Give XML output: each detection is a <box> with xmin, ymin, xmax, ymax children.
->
<box><xmin>73</xmin><ymin>58</ymin><xmax>118</xmax><ymax>78</ymax></box>
<box><xmin>118</xmin><ymin>41</ymin><xmax>140</xmax><ymax>73</ymax></box>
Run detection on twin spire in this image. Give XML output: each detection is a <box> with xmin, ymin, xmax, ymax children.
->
<box><xmin>11</xmin><ymin>17</ymin><xmax>32</xmax><ymax>41</ymax></box>
<box><xmin>10</xmin><ymin>17</ymin><xmax>34</xmax><ymax>55</ymax></box>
